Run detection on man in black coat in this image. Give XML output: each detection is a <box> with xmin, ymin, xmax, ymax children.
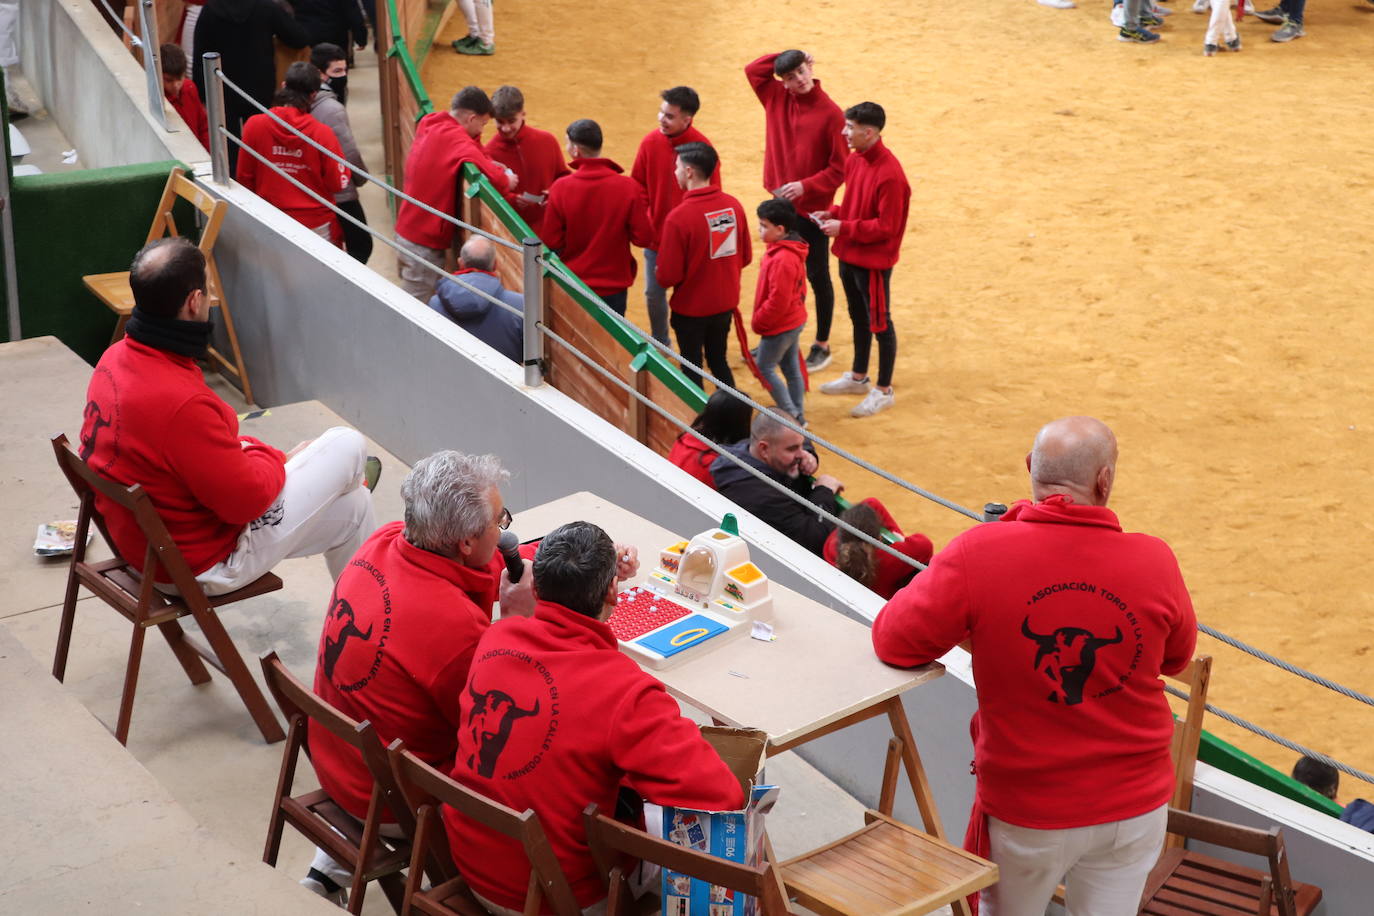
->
<box><xmin>193</xmin><ymin>0</ymin><xmax>307</xmax><ymax>142</ymax></box>
<box><xmin>292</xmin><ymin>0</ymin><xmax>368</xmax><ymax>53</ymax></box>
<box><xmin>709</xmin><ymin>411</ymin><xmax>843</xmax><ymax>555</ymax></box>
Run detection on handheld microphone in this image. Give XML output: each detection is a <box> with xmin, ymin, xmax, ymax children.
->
<box><xmin>498</xmin><ymin>529</ymin><xmax>524</xmax><ymax>583</ymax></box>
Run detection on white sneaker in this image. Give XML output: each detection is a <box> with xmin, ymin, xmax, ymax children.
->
<box><xmin>1192</xmin><ymin>0</ymin><xmax>1208</xmax><ymax>11</ymax></box>
<box><xmin>1152</xmin><ymin>2</ymin><xmax>1173</xmax><ymax>14</ymax></box>
<box><xmin>300</xmin><ymin>875</ymin><xmax>348</xmax><ymax>907</ymax></box>
<box><xmin>819</xmin><ymin>374</ymin><xmax>871</xmax><ymax>396</ymax></box>
<box><xmin>851</xmin><ymin>388</ymin><xmax>895</xmax><ymax>418</ymax></box>
<box><xmin>1110</xmin><ymin>4</ymin><xmax>1126</xmax><ymax>26</ymax></box>
<box><xmin>1037</xmin><ymin>0</ymin><xmax>1076</xmax><ymax>8</ymax></box>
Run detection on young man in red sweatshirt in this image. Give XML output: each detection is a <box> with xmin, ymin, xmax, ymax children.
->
<box><xmin>746</xmin><ymin>49</ymin><xmax>847</xmax><ymax>373</ymax></box>
<box><xmin>394</xmin><ymin>85</ymin><xmax>517</xmax><ymax>301</ymax></box>
<box><xmin>631</xmin><ymin>86</ymin><xmax>721</xmax><ymax>345</ymax></box>
<box><xmin>655</xmin><ymin>142</ymin><xmax>752</xmax><ymax>391</ymax></box>
<box><xmin>751</xmin><ymin>198</ymin><xmax>809</xmax><ymax>423</ymax></box>
<box><xmin>871</xmin><ymin>416</ymin><xmax>1197</xmax><ymax>916</ymax></box>
<box><xmin>80</xmin><ymin>238</ymin><xmax>376</xmax><ymax>598</ymax></box>
<box><xmin>484</xmin><ymin>85</ymin><xmax>569</xmax><ymax>236</ymax></box>
<box><xmin>160</xmin><ymin>43</ymin><xmax>208</xmax><ymax>148</ymax></box>
<box><xmin>812</xmin><ymin>102</ymin><xmax>911</xmax><ymax>419</ymax></box>
<box><xmin>542</xmin><ymin>118</ymin><xmax>654</xmax><ymax>316</ymax></box>
<box><xmin>445</xmin><ymin>521</ymin><xmax>744</xmax><ymax>916</ymax></box>
<box><xmin>236</xmin><ymin>61</ymin><xmax>350</xmax><ymax>242</ymax></box>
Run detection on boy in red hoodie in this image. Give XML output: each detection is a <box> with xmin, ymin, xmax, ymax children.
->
<box><xmin>751</xmin><ymin>199</ymin><xmax>809</xmax><ymax>423</ymax></box>
<box><xmin>236</xmin><ymin>62</ymin><xmax>349</xmax><ymax>242</ymax></box>
<box><xmin>160</xmin><ymin>43</ymin><xmax>208</xmax><ymax>148</ymax></box>
<box><xmin>655</xmin><ymin>142</ymin><xmax>751</xmax><ymax>391</ymax></box>
<box><xmin>542</xmin><ymin>118</ymin><xmax>653</xmax><ymax>316</ymax></box>
<box><xmin>484</xmin><ymin>85</ymin><xmax>569</xmax><ymax>235</ymax></box>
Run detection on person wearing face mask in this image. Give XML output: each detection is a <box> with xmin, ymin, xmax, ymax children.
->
<box><xmin>309</xmin><ymin>43</ymin><xmax>372</xmax><ymax>263</ymax></box>
<box><xmin>78</xmin><ymin>238</ymin><xmax>378</xmax><ymax>598</ymax></box>
<box><xmin>482</xmin><ymin>85</ymin><xmax>568</xmax><ymax>236</ymax></box>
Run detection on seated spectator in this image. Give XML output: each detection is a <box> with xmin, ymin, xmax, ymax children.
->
<box><xmin>667</xmin><ymin>390</ymin><xmax>752</xmax><ymax>488</ymax></box>
<box><xmin>428</xmin><ymin>236</ymin><xmax>525</xmax><ymax>364</ymax></box>
<box><xmin>710</xmin><ymin>411</ymin><xmax>842</xmax><ymax>555</ymax></box>
<box><xmin>309</xmin><ymin>42</ymin><xmax>372</xmax><ymax>263</ymax></box>
<box><xmin>1291</xmin><ymin>755</ymin><xmax>1374</xmax><ymax>833</ymax></box>
<box><xmin>236</xmin><ymin>61</ymin><xmax>350</xmax><ymax>242</ymax></box>
<box><xmin>445</xmin><ymin>521</ymin><xmax>743</xmax><ymax>915</ymax></box>
<box><xmin>824</xmin><ymin>499</ymin><xmax>932</xmax><ymax>599</ymax></box>
<box><xmin>79</xmin><ymin>238</ymin><xmax>376</xmax><ymax>596</ymax></box>
<box><xmin>302</xmin><ymin>450</ymin><xmax>534</xmax><ymax>902</ymax></box>
<box><xmin>159</xmin><ymin>43</ymin><xmax>209</xmax><ymax>147</ymax></box>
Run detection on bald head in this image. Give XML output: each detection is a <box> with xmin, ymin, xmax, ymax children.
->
<box><xmin>459</xmin><ymin>236</ymin><xmax>497</xmax><ymax>272</ymax></box>
<box><xmin>1028</xmin><ymin>416</ymin><xmax>1118</xmax><ymax>506</ymax></box>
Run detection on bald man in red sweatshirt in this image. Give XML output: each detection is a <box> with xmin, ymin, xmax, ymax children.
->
<box><xmin>631</xmin><ymin>86</ymin><xmax>722</xmax><ymax>345</ymax></box>
<box><xmin>746</xmin><ymin>50</ymin><xmax>847</xmax><ymax>373</ymax></box>
<box><xmin>484</xmin><ymin>85</ymin><xmax>569</xmax><ymax>235</ymax></box>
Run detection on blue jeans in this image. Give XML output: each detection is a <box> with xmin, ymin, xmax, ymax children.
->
<box><xmin>641</xmin><ymin>249</ymin><xmax>671</xmax><ymax>345</ymax></box>
<box><xmin>756</xmin><ymin>327</ymin><xmax>805</xmax><ymax>421</ymax></box>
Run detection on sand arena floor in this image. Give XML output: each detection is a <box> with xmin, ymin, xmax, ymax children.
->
<box><xmin>425</xmin><ymin>0</ymin><xmax>1374</xmax><ymax>798</ymax></box>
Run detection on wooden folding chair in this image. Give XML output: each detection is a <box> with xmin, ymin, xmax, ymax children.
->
<box><xmin>387</xmin><ymin>740</ymin><xmax>582</xmax><ymax>916</ymax></box>
<box><xmin>584</xmin><ymin>805</ymin><xmax>796</xmax><ymax>916</ymax></box>
<box><xmin>1138</xmin><ymin>808</ymin><xmax>1322</xmax><ymax>915</ymax></box>
<box><xmin>81</xmin><ymin>166</ymin><xmax>258</xmax><ymax>404</ymax></box>
<box><xmin>260</xmin><ymin>651</ymin><xmax>412</xmax><ymax>915</ymax></box>
<box><xmin>50</xmin><ymin>433</ymin><xmax>285</xmax><ymax>745</ymax></box>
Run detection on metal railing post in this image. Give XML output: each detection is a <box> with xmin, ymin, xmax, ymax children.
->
<box><xmin>202</xmin><ymin>53</ymin><xmax>230</xmax><ymax>184</ymax></box>
<box><xmin>138</xmin><ymin>0</ymin><xmax>167</xmax><ymax>128</ymax></box>
<box><xmin>522</xmin><ymin>237</ymin><xmax>544</xmax><ymax>387</ymax></box>
<box><xmin>982</xmin><ymin>502</ymin><xmax>1008</xmax><ymax>523</ymax></box>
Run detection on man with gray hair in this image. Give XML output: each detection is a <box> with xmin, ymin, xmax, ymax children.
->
<box><xmin>304</xmin><ymin>449</ymin><xmax>534</xmax><ymax>903</ymax></box>
<box><xmin>872</xmin><ymin>416</ymin><xmax>1197</xmax><ymax>916</ymax></box>
<box><xmin>709</xmin><ymin>410</ymin><xmax>843</xmax><ymax>555</ymax></box>
<box><xmin>429</xmin><ymin>236</ymin><xmax>525</xmax><ymax>364</ymax></box>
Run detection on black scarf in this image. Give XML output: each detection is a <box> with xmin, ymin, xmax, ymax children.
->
<box><xmin>124</xmin><ymin>306</ymin><xmax>214</xmax><ymax>359</ymax></box>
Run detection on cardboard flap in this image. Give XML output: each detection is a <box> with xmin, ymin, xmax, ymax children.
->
<box><xmin>701</xmin><ymin>726</ymin><xmax>768</xmax><ymax>796</ymax></box>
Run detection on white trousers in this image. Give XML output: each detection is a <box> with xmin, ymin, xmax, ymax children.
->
<box><xmin>457</xmin><ymin>0</ymin><xmax>495</xmax><ymax>44</ymax></box>
<box><xmin>194</xmin><ymin>427</ymin><xmax>377</xmax><ymax>596</ymax></box>
<box><xmin>1206</xmin><ymin>0</ymin><xmax>1239</xmax><ymax>44</ymax></box>
<box><xmin>179</xmin><ymin>5</ymin><xmax>202</xmax><ymax>54</ymax></box>
<box><xmin>980</xmin><ymin>804</ymin><xmax>1167</xmax><ymax>916</ymax></box>
<box><xmin>0</xmin><ymin>0</ymin><xmax>19</xmax><ymax>70</ymax></box>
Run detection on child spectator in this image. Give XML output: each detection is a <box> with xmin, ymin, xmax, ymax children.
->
<box><xmin>667</xmin><ymin>390</ymin><xmax>753</xmax><ymax>487</ymax></box>
<box><xmin>824</xmin><ymin>499</ymin><xmax>932</xmax><ymax>599</ymax></box>
<box><xmin>160</xmin><ymin>43</ymin><xmax>209</xmax><ymax>148</ymax></box>
<box><xmin>752</xmin><ymin>199</ymin><xmax>810</xmax><ymax>425</ymax></box>
<box><xmin>1291</xmin><ymin>754</ymin><xmax>1374</xmax><ymax>833</ymax></box>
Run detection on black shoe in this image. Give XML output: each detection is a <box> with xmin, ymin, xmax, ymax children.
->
<box><xmin>1225</xmin><ymin>36</ymin><xmax>1242</xmax><ymax>51</ymax></box>
<box><xmin>804</xmin><ymin>343</ymin><xmax>832</xmax><ymax>372</ymax></box>
<box><xmin>1203</xmin><ymin>42</ymin><xmax>1219</xmax><ymax>54</ymax></box>
<box><xmin>1118</xmin><ymin>24</ymin><xmax>1163</xmax><ymax>41</ymax></box>
<box><xmin>1252</xmin><ymin>4</ymin><xmax>1285</xmax><ymax>21</ymax></box>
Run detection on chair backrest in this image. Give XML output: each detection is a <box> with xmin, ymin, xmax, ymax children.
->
<box><xmin>1166</xmin><ymin>655</ymin><xmax>1212</xmax><ymax>814</ymax></box>
<box><xmin>388</xmin><ymin>742</ymin><xmax>582</xmax><ymax>916</ymax></box>
<box><xmin>1161</xmin><ymin>808</ymin><xmax>1300</xmax><ymax>916</ymax></box>
<box><xmin>145</xmin><ymin>168</ymin><xmax>229</xmax><ymax>305</ymax></box>
<box><xmin>583</xmin><ymin>807</ymin><xmax>793</xmax><ymax>916</ymax></box>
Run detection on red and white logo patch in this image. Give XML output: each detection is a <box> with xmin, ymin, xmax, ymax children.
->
<box><xmin>705</xmin><ymin>208</ymin><xmax>738</xmax><ymax>260</ymax></box>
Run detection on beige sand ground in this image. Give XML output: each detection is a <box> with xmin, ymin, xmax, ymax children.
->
<box><xmin>425</xmin><ymin>0</ymin><xmax>1374</xmax><ymax>799</ymax></box>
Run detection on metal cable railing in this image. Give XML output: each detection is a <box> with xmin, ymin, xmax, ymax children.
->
<box><xmin>95</xmin><ymin>0</ymin><xmax>142</xmax><ymax>45</ymax></box>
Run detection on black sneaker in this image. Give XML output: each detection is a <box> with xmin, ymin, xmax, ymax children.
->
<box><xmin>1225</xmin><ymin>36</ymin><xmax>1242</xmax><ymax>51</ymax></box>
<box><xmin>1252</xmin><ymin>4</ymin><xmax>1285</xmax><ymax>21</ymax></box>
<box><xmin>804</xmin><ymin>343</ymin><xmax>832</xmax><ymax>372</ymax></box>
<box><xmin>1203</xmin><ymin>42</ymin><xmax>1219</xmax><ymax>54</ymax></box>
<box><xmin>1141</xmin><ymin>11</ymin><xmax>1164</xmax><ymax>25</ymax></box>
<box><xmin>1118</xmin><ymin>24</ymin><xmax>1163</xmax><ymax>41</ymax></box>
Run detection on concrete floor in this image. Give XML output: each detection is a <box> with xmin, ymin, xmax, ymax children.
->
<box><xmin>6</xmin><ymin>69</ymin><xmax>83</xmax><ymax>175</ymax></box>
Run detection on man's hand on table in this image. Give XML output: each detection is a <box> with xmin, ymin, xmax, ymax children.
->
<box><xmin>499</xmin><ymin>559</ymin><xmax>536</xmax><ymax>617</ymax></box>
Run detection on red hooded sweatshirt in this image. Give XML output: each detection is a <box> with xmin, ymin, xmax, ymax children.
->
<box><xmin>395</xmin><ymin>111</ymin><xmax>511</xmax><ymax>251</ymax></box>
<box><xmin>444</xmin><ymin>600</ymin><xmax>744</xmax><ymax>911</ymax></box>
<box><xmin>237</xmin><ymin>105</ymin><xmax>349</xmax><ymax>233</ymax></box>
<box><xmin>655</xmin><ymin>186</ymin><xmax>753</xmax><ymax>318</ymax></box>
<box><xmin>542</xmin><ymin>157</ymin><xmax>654</xmax><ymax>295</ymax></box>
<box><xmin>745</xmin><ymin>54</ymin><xmax>847</xmax><ymax>214</ymax></box>
<box><xmin>823</xmin><ymin>498</ymin><xmax>932</xmax><ymax>600</ymax></box>
<box><xmin>667</xmin><ymin>431</ymin><xmax>718</xmax><ymax>488</ymax></box>
<box><xmin>166</xmin><ymin>79</ymin><xmax>210</xmax><ymax>148</ymax></box>
<box><xmin>80</xmin><ymin>338</ymin><xmax>286</xmax><ymax>579</ymax></box>
<box><xmin>751</xmin><ymin>237</ymin><xmax>809</xmax><ymax>336</ymax></box>
<box><xmin>630</xmin><ymin>125</ymin><xmax>722</xmax><ymax>242</ymax></box>
<box><xmin>484</xmin><ymin>124</ymin><xmax>569</xmax><ymax>234</ymax></box>
<box><xmin>825</xmin><ymin>138</ymin><xmax>910</xmax><ymax>271</ymax></box>
<box><xmin>871</xmin><ymin>495</ymin><xmax>1197</xmax><ymax>830</ymax></box>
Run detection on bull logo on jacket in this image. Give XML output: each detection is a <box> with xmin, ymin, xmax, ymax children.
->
<box><xmin>465</xmin><ymin>683</ymin><xmax>541</xmax><ymax>778</ymax></box>
<box><xmin>462</xmin><ymin>647</ymin><xmax>561</xmax><ymax>780</ymax></box>
<box><xmin>79</xmin><ymin>367</ymin><xmax>121</xmax><ymax>472</ymax></box>
<box><xmin>320</xmin><ymin>560</ymin><xmax>392</xmax><ymax>692</ymax></box>
<box><xmin>1021</xmin><ymin>617</ymin><xmax>1123</xmax><ymax>706</ymax></box>
<box><xmin>321</xmin><ymin>596</ymin><xmax>374</xmax><ymax>682</ymax></box>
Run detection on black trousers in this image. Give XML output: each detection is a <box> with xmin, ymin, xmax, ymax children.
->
<box><xmin>670</xmin><ymin>310</ymin><xmax>735</xmax><ymax>391</ymax></box>
<box><xmin>337</xmin><ymin>199</ymin><xmax>373</xmax><ymax>264</ymax></box>
<box><xmin>839</xmin><ymin>261</ymin><xmax>897</xmax><ymax>389</ymax></box>
<box><xmin>796</xmin><ymin>215</ymin><xmax>835</xmax><ymax>342</ymax></box>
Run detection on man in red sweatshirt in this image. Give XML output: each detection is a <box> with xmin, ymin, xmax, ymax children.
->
<box><xmin>542</xmin><ymin>118</ymin><xmax>653</xmax><ymax>316</ymax></box>
<box><xmin>394</xmin><ymin>85</ymin><xmax>517</xmax><ymax>301</ymax></box>
<box><xmin>80</xmin><ymin>238</ymin><xmax>377</xmax><ymax>598</ymax></box>
<box><xmin>746</xmin><ymin>50</ymin><xmax>847</xmax><ymax>373</ymax></box>
<box><xmin>812</xmin><ymin>101</ymin><xmax>910</xmax><ymax>419</ymax></box>
<box><xmin>445</xmin><ymin>521</ymin><xmax>744</xmax><ymax>916</ymax></box>
<box><xmin>631</xmin><ymin>86</ymin><xmax>721</xmax><ymax>345</ymax></box>
<box><xmin>655</xmin><ymin>142</ymin><xmax>752</xmax><ymax>391</ymax></box>
<box><xmin>871</xmin><ymin>416</ymin><xmax>1197</xmax><ymax>916</ymax></box>
<box><xmin>160</xmin><ymin>43</ymin><xmax>209</xmax><ymax>148</ymax></box>
<box><xmin>237</xmin><ymin>61</ymin><xmax>350</xmax><ymax>242</ymax></box>
<box><xmin>484</xmin><ymin>85</ymin><xmax>569</xmax><ymax>236</ymax></box>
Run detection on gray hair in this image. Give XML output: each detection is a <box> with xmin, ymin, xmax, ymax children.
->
<box><xmin>749</xmin><ymin>409</ymin><xmax>797</xmax><ymax>444</ymax></box>
<box><xmin>459</xmin><ymin>236</ymin><xmax>497</xmax><ymax>272</ymax></box>
<box><xmin>401</xmin><ymin>451</ymin><xmax>509</xmax><ymax>553</ymax></box>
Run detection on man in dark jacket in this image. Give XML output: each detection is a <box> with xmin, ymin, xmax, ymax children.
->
<box><xmin>710</xmin><ymin>411</ymin><xmax>842</xmax><ymax>555</ymax></box>
<box><xmin>193</xmin><ymin>0</ymin><xmax>307</xmax><ymax>145</ymax></box>
<box><xmin>292</xmin><ymin>0</ymin><xmax>367</xmax><ymax>51</ymax></box>
<box><xmin>428</xmin><ymin>237</ymin><xmax>525</xmax><ymax>364</ymax></box>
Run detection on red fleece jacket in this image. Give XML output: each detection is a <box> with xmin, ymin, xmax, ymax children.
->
<box><xmin>822</xmin><ymin>498</ymin><xmax>932</xmax><ymax>600</ymax></box>
<box><xmin>542</xmin><ymin>157</ymin><xmax>654</xmax><ymax>295</ymax></box>
<box><xmin>166</xmin><ymin>79</ymin><xmax>209</xmax><ymax>148</ymax></box>
<box><xmin>655</xmin><ymin>186</ymin><xmax>753</xmax><ymax>318</ymax></box>
<box><xmin>667</xmin><ymin>431</ymin><xmax>719</xmax><ymax>488</ymax></box>
<box><xmin>630</xmin><ymin>125</ymin><xmax>722</xmax><ymax>240</ymax></box>
<box><xmin>237</xmin><ymin>106</ymin><xmax>349</xmax><ymax>232</ymax></box>
<box><xmin>825</xmin><ymin>139</ymin><xmax>911</xmax><ymax>270</ymax></box>
<box><xmin>871</xmin><ymin>495</ymin><xmax>1197</xmax><ymax>830</ymax></box>
<box><xmin>484</xmin><ymin>124</ymin><xmax>570</xmax><ymax>234</ymax></box>
<box><xmin>751</xmin><ymin>237</ymin><xmax>808</xmax><ymax>336</ymax></box>
<box><xmin>80</xmin><ymin>338</ymin><xmax>286</xmax><ymax>579</ymax></box>
<box><xmin>745</xmin><ymin>54</ymin><xmax>847</xmax><ymax>214</ymax></box>
<box><xmin>445</xmin><ymin>600</ymin><xmax>744</xmax><ymax>910</ymax></box>
<box><xmin>396</xmin><ymin>111</ymin><xmax>511</xmax><ymax>250</ymax></box>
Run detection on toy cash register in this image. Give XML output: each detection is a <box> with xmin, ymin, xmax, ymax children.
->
<box><xmin>608</xmin><ymin>516</ymin><xmax>774</xmax><ymax>670</ymax></box>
